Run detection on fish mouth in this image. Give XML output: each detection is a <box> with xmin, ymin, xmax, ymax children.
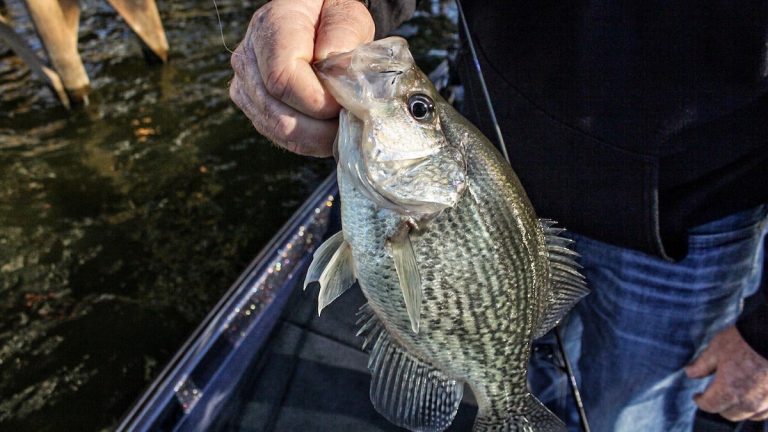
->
<box><xmin>313</xmin><ymin>51</ymin><xmax>353</xmax><ymax>80</ymax></box>
<box><xmin>313</xmin><ymin>50</ymin><xmax>364</xmax><ymax>116</ymax></box>
<box><xmin>313</xmin><ymin>37</ymin><xmax>410</xmax><ymax>79</ymax></box>
<box><xmin>313</xmin><ymin>37</ymin><xmax>414</xmax><ymax>116</ymax></box>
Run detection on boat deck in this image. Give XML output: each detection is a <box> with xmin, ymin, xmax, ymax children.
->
<box><xmin>209</xmin><ymin>283</ymin><xmax>478</xmax><ymax>431</ymax></box>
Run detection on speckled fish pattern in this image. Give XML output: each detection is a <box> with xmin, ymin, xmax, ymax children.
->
<box><xmin>340</xmin><ymin>102</ymin><xmax>553</xmax><ymax>429</ymax></box>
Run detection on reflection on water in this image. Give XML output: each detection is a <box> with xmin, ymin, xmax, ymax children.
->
<box><xmin>0</xmin><ymin>0</ymin><xmax>455</xmax><ymax>430</ymax></box>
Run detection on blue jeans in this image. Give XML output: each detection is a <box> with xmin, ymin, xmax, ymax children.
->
<box><xmin>530</xmin><ymin>205</ymin><xmax>768</xmax><ymax>432</ymax></box>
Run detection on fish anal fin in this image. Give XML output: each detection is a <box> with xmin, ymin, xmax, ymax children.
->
<box><xmin>303</xmin><ymin>231</ymin><xmax>357</xmax><ymax>315</ymax></box>
<box><xmin>534</xmin><ymin>219</ymin><xmax>590</xmax><ymax>339</ymax></box>
<box><xmin>390</xmin><ymin>231</ymin><xmax>422</xmax><ymax>333</ymax></box>
<box><xmin>358</xmin><ymin>304</ymin><xmax>463</xmax><ymax>432</ymax></box>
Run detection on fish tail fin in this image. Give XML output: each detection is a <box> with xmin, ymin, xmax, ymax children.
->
<box><xmin>473</xmin><ymin>394</ymin><xmax>565</xmax><ymax>432</ymax></box>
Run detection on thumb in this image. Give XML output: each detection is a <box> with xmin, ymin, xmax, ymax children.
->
<box><xmin>314</xmin><ymin>0</ymin><xmax>375</xmax><ymax>60</ymax></box>
<box><xmin>686</xmin><ymin>345</ymin><xmax>719</xmax><ymax>379</ymax></box>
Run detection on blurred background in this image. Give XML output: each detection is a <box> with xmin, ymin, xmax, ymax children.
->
<box><xmin>0</xmin><ymin>0</ymin><xmax>456</xmax><ymax>430</ymax></box>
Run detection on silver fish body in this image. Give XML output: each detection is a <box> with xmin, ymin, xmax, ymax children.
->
<box><xmin>305</xmin><ymin>37</ymin><xmax>587</xmax><ymax>432</ymax></box>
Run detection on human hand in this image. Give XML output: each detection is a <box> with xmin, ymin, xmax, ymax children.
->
<box><xmin>685</xmin><ymin>325</ymin><xmax>768</xmax><ymax>421</ymax></box>
<box><xmin>229</xmin><ymin>0</ymin><xmax>375</xmax><ymax>157</ymax></box>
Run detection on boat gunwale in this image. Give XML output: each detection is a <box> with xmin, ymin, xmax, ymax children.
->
<box><xmin>116</xmin><ymin>172</ymin><xmax>338</xmax><ymax>431</ymax></box>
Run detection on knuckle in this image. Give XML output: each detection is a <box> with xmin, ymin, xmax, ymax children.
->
<box><xmin>325</xmin><ymin>9</ymin><xmax>362</xmax><ymax>29</ymax></box>
<box><xmin>321</xmin><ymin>1</ymin><xmax>374</xmax><ymax>40</ymax></box>
<box><xmin>232</xmin><ymin>31</ymin><xmax>255</xmax><ymax>73</ymax></box>
<box><xmin>697</xmin><ymin>394</ymin><xmax>722</xmax><ymax>412</ymax></box>
<box><xmin>720</xmin><ymin>390</ymin><xmax>738</xmax><ymax>406</ymax></box>
<box><xmin>263</xmin><ymin>66</ymin><xmax>294</xmax><ymax>102</ymax></box>
<box><xmin>251</xmin><ymin>4</ymin><xmax>271</xmax><ymax>28</ymax></box>
<box><xmin>231</xmin><ymin>68</ymin><xmax>304</xmax><ymax>154</ymax></box>
<box><xmin>228</xmin><ymin>80</ymin><xmax>240</xmax><ymax>104</ymax></box>
<box><xmin>229</xmin><ymin>79</ymin><xmax>248</xmax><ymax>109</ymax></box>
<box><xmin>740</xmin><ymin>397</ymin><xmax>761</xmax><ymax>413</ymax></box>
<box><xmin>267</xmin><ymin>114</ymin><xmax>294</xmax><ymax>143</ymax></box>
<box><xmin>698</xmin><ymin>400</ymin><xmax>716</xmax><ymax>412</ymax></box>
<box><xmin>247</xmin><ymin>6</ymin><xmax>276</xmax><ymax>51</ymax></box>
<box><xmin>265</xmin><ymin>115</ymin><xmax>309</xmax><ymax>155</ymax></box>
<box><xmin>230</xmin><ymin>49</ymin><xmax>243</xmax><ymax>71</ymax></box>
<box><xmin>251</xmin><ymin>5</ymin><xmax>285</xmax><ymax>39</ymax></box>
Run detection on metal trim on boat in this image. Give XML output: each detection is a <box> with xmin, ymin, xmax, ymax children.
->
<box><xmin>117</xmin><ymin>173</ymin><xmax>338</xmax><ymax>432</ymax></box>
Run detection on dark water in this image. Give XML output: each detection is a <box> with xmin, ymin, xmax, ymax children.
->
<box><xmin>0</xmin><ymin>1</ymin><xmax>456</xmax><ymax>430</ymax></box>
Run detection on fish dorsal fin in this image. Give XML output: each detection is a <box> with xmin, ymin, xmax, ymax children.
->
<box><xmin>390</xmin><ymin>232</ymin><xmax>422</xmax><ymax>333</ymax></box>
<box><xmin>356</xmin><ymin>304</ymin><xmax>463</xmax><ymax>432</ymax></box>
<box><xmin>533</xmin><ymin>219</ymin><xmax>589</xmax><ymax>339</ymax></box>
<box><xmin>303</xmin><ymin>231</ymin><xmax>356</xmax><ymax>316</ymax></box>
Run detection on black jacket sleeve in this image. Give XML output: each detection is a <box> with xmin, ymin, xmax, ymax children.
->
<box><xmin>367</xmin><ymin>0</ymin><xmax>417</xmax><ymax>38</ymax></box>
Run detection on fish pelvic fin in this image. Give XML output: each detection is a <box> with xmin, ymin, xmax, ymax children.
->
<box><xmin>473</xmin><ymin>394</ymin><xmax>565</xmax><ymax>432</ymax></box>
<box><xmin>357</xmin><ymin>304</ymin><xmax>463</xmax><ymax>432</ymax></box>
<box><xmin>533</xmin><ymin>219</ymin><xmax>590</xmax><ymax>339</ymax></box>
<box><xmin>303</xmin><ymin>231</ymin><xmax>356</xmax><ymax>316</ymax></box>
<box><xmin>389</xmin><ymin>230</ymin><xmax>422</xmax><ymax>333</ymax></box>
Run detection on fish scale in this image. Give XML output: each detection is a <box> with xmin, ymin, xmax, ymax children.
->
<box><xmin>339</xmin><ymin>110</ymin><xmax>545</xmax><ymax>423</ymax></box>
<box><xmin>305</xmin><ymin>37</ymin><xmax>588</xmax><ymax>432</ymax></box>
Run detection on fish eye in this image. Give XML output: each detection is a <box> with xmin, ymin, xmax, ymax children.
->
<box><xmin>407</xmin><ymin>94</ymin><xmax>435</xmax><ymax>121</ymax></box>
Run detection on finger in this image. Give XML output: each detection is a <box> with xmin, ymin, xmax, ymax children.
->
<box><xmin>720</xmin><ymin>405</ymin><xmax>756</xmax><ymax>422</ymax></box>
<box><xmin>234</xmin><ymin>56</ymin><xmax>338</xmax><ymax>156</ymax></box>
<box><xmin>250</xmin><ymin>0</ymin><xmax>340</xmax><ymax>119</ymax></box>
<box><xmin>230</xmin><ymin>75</ymin><xmax>336</xmax><ymax>157</ymax></box>
<box><xmin>686</xmin><ymin>345</ymin><xmax>718</xmax><ymax>379</ymax></box>
<box><xmin>732</xmin><ymin>393</ymin><xmax>768</xmax><ymax>422</ymax></box>
<box><xmin>230</xmin><ymin>36</ymin><xmax>248</xmax><ymax>76</ymax></box>
<box><xmin>693</xmin><ymin>376</ymin><xmax>738</xmax><ymax>414</ymax></box>
<box><xmin>751</xmin><ymin>408</ymin><xmax>768</xmax><ymax>421</ymax></box>
<box><xmin>315</xmin><ymin>0</ymin><xmax>375</xmax><ymax>60</ymax></box>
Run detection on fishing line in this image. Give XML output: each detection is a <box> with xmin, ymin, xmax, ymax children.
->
<box><xmin>455</xmin><ymin>1</ymin><xmax>591</xmax><ymax>431</ymax></box>
<box><xmin>454</xmin><ymin>0</ymin><xmax>509</xmax><ymax>163</ymax></box>
<box><xmin>555</xmin><ymin>327</ymin><xmax>591</xmax><ymax>432</ymax></box>
<box><xmin>212</xmin><ymin>0</ymin><xmax>242</xmax><ymax>56</ymax></box>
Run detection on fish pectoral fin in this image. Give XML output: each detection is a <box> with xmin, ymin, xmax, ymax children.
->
<box><xmin>533</xmin><ymin>219</ymin><xmax>590</xmax><ymax>339</ymax></box>
<box><xmin>390</xmin><ymin>231</ymin><xmax>422</xmax><ymax>333</ymax></box>
<box><xmin>303</xmin><ymin>231</ymin><xmax>357</xmax><ymax>316</ymax></box>
<box><xmin>476</xmin><ymin>394</ymin><xmax>565</xmax><ymax>432</ymax></box>
<box><xmin>357</xmin><ymin>304</ymin><xmax>463</xmax><ymax>432</ymax></box>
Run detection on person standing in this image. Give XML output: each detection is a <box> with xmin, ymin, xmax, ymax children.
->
<box><xmin>229</xmin><ymin>1</ymin><xmax>768</xmax><ymax>430</ymax></box>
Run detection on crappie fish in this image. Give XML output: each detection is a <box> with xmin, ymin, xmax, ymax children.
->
<box><xmin>304</xmin><ymin>37</ymin><xmax>588</xmax><ymax>432</ymax></box>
